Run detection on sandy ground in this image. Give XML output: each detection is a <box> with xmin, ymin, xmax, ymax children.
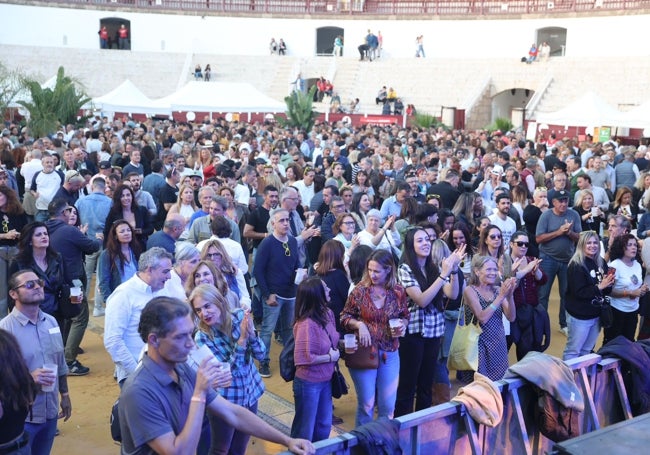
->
<box><xmin>50</xmin><ymin>282</ymin><xmax>580</xmax><ymax>455</ymax></box>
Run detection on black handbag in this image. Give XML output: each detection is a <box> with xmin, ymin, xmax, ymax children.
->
<box><xmin>330</xmin><ymin>362</ymin><xmax>348</xmax><ymax>399</ymax></box>
<box><xmin>326</xmin><ymin>331</ymin><xmax>348</xmax><ymax>398</ymax></box>
<box><xmin>279</xmin><ymin>334</ymin><xmax>296</xmax><ymax>382</ymax></box>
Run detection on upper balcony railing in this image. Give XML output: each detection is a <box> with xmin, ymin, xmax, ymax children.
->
<box><xmin>30</xmin><ymin>0</ymin><xmax>650</xmax><ymax>16</ymax></box>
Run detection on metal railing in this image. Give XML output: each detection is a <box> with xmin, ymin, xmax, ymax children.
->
<box><xmin>278</xmin><ymin>353</ymin><xmax>634</xmax><ymax>454</ymax></box>
<box><xmin>27</xmin><ymin>0</ymin><xmax>650</xmax><ymax>16</ymax></box>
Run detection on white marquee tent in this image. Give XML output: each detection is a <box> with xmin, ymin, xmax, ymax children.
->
<box><xmin>618</xmin><ymin>100</ymin><xmax>650</xmax><ymax>129</ymax></box>
<box><xmin>157</xmin><ymin>81</ymin><xmax>285</xmax><ymax>113</ymax></box>
<box><xmin>92</xmin><ymin>79</ymin><xmax>171</xmax><ymax>115</ymax></box>
<box><xmin>535</xmin><ymin>91</ymin><xmax>624</xmax><ymax>127</ymax></box>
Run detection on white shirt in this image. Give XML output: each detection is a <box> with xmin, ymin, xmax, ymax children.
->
<box><xmin>104</xmin><ymin>273</ymin><xmax>169</xmax><ymax>383</ymax></box>
<box><xmin>357</xmin><ymin>228</ymin><xmax>401</xmax><ymax>253</ymax></box>
<box><xmin>293</xmin><ymin>179</ymin><xmax>315</xmax><ymax>208</ymax></box>
<box><xmin>608</xmin><ymin>258</ymin><xmax>643</xmax><ymax>313</ymax></box>
<box><xmin>21</xmin><ymin>158</ymin><xmax>43</xmax><ymax>192</ymax></box>
<box><xmin>234</xmin><ymin>183</ymin><xmax>250</xmax><ymax>205</ymax></box>
<box><xmin>33</xmin><ymin>170</ymin><xmax>62</xmax><ymax>210</ymax></box>
<box><xmin>488</xmin><ymin>212</ymin><xmax>517</xmax><ymax>253</ymax></box>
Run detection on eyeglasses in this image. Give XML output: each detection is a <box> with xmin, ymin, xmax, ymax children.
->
<box><xmin>282</xmin><ymin>242</ymin><xmax>291</xmax><ymax>256</ymax></box>
<box><xmin>489</xmin><ymin>234</ymin><xmax>502</xmax><ymax>240</ymax></box>
<box><xmin>12</xmin><ymin>279</ymin><xmax>44</xmax><ymax>291</ymax></box>
<box><xmin>332</xmin><ymin>204</ymin><xmax>345</xmax><ymax>210</ymax></box>
<box><xmin>342</xmin><ymin>221</ymin><xmax>356</xmax><ymax>226</ymax></box>
<box><xmin>514</xmin><ymin>241</ymin><xmax>529</xmax><ymax>248</ymax></box>
<box><xmin>206</xmin><ymin>252</ymin><xmax>222</xmax><ymax>260</ymax></box>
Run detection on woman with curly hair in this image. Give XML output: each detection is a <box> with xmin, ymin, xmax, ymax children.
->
<box><xmin>103</xmin><ymin>184</ymin><xmax>153</xmax><ymax>249</ymax></box>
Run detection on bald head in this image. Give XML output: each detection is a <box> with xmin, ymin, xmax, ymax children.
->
<box><xmin>164</xmin><ymin>213</ymin><xmax>186</xmax><ymax>239</ymax></box>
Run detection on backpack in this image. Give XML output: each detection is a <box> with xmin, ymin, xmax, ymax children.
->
<box><xmin>350</xmin><ymin>418</ymin><xmax>402</xmax><ymax>455</ymax></box>
<box><xmin>279</xmin><ymin>334</ymin><xmax>296</xmax><ymax>382</ymax></box>
<box><xmin>536</xmin><ymin>388</ymin><xmax>581</xmax><ymax>442</ymax></box>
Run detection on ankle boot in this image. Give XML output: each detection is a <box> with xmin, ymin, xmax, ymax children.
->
<box><xmin>432</xmin><ymin>383</ymin><xmax>451</xmax><ymax>405</ymax></box>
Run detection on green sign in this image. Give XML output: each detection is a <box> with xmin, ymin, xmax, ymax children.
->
<box><xmin>598</xmin><ymin>127</ymin><xmax>611</xmax><ymax>142</ymax></box>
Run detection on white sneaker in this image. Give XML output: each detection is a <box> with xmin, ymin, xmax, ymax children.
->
<box><xmin>93</xmin><ymin>307</ymin><xmax>105</xmax><ymax>317</ymax></box>
<box><xmin>559</xmin><ymin>327</ymin><xmax>568</xmax><ymax>337</ymax></box>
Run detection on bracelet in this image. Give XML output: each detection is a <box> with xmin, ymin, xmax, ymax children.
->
<box><xmin>489</xmin><ymin>303</ymin><xmax>498</xmax><ymax>311</ymax></box>
<box><xmin>60</xmin><ymin>392</ymin><xmax>69</xmax><ymax>397</ymax></box>
<box><xmin>440</xmin><ymin>275</ymin><xmax>450</xmax><ymax>283</ymax></box>
<box><xmin>191</xmin><ymin>396</ymin><xmax>206</xmax><ymax>403</ymax></box>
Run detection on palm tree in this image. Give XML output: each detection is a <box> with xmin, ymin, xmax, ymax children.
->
<box><xmin>277</xmin><ymin>85</ymin><xmax>318</xmax><ymax>132</ymax></box>
<box><xmin>18</xmin><ymin>66</ymin><xmax>91</xmax><ymax>138</ymax></box>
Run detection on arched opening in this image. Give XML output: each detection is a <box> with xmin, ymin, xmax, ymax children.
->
<box><xmin>536</xmin><ymin>27</ymin><xmax>567</xmax><ymax>57</ymax></box>
<box><xmin>316</xmin><ymin>26</ymin><xmax>344</xmax><ymax>56</ymax></box>
<box><xmin>99</xmin><ymin>18</ymin><xmax>131</xmax><ymax>50</ymax></box>
<box><xmin>492</xmin><ymin>88</ymin><xmax>535</xmax><ymax>129</ymax></box>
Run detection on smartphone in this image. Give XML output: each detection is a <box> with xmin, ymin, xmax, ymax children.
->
<box><xmin>607</xmin><ymin>267</ymin><xmax>616</xmax><ymax>278</ymax></box>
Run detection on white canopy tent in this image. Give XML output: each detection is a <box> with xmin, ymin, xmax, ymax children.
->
<box><xmin>157</xmin><ymin>81</ymin><xmax>285</xmax><ymax>113</ymax></box>
<box><xmin>535</xmin><ymin>91</ymin><xmax>624</xmax><ymax>127</ymax></box>
<box><xmin>618</xmin><ymin>100</ymin><xmax>650</xmax><ymax>129</ymax></box>
<box><xmin>92</xmin><ymin>79</ymin><xmax>171</xmax><ymax>116</ymax></box>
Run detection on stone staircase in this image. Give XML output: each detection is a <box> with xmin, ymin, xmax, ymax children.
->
<box><xmin>4</xmin><ymin>43</ymin><xmax>650</xmax><ymax>127</ymax></box>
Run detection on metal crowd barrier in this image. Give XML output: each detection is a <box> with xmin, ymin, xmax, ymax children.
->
<box><xmin>279</xmin><ymin>353</ymin><xmax>634</xmax><ymax>454</ymax></box>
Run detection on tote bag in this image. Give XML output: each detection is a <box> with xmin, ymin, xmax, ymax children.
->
<box><xmin>447</xmin><ymin>303</ymin><xmax>482</xmax><ymax>372</ymax></box>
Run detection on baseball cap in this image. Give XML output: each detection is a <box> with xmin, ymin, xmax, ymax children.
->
<box><xmin>551</xmin><ymin>190</ymin><xmax>569</xmax><ymax>201</ymax></box>
<box><xmin>491</xmin><ymin>164</ymin><xmax>504</xmax><ymax>175</ymax></box>
<box><xmin>189</xmin><ymin>170</ymin><xmax>203</xmax><ymax>180</ymax></box>
<box><xmin>99</xmin><ymin>161</ymin><xmax>111</xmax><ymax>170</ymax></box>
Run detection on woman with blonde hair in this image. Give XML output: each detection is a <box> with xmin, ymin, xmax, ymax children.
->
<box><xmin>190</xmin><ymin>284</ymin><xmax>265</xmax><ymax>455</ymax></box>
<box><xmin>461</xmin><ymin>255</ymin><xmax>516</xmax><ymax>381</ymax></box>
<box><xmin>200</xmin><ymin>239</ymin><xmax>250</xmax><ymax>309</ymax></box>
<box><xmin>451</xmin><ymin>192</ymin><xmax>483</xmax><ymax>231</ymax></box>
<box><xmin>477</xmin><ymin>224</ymin><xmax>512</xmax><ymax>279</ymax></box>
<box><xmin>574</xmin><ymin>189</ymin><xmax>605</xmax><ymax>233</ymax></box>
<box><xmin>186</xmin><ymin>260</ymin><xmax>241</xmax><ymax>310</ymax></box>
<box><xmin>167</xmin><ymin>183</ymin><xmax>198</xmax><ymax>240</ymax></box>
<box><xmin>612</xmin><ymin>186</ymin><xmax>637</xmax><ymax>229</ymax></box>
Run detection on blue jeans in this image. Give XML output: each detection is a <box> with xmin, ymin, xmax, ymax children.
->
<box><xmin>208</xmin><ymin>401</ymin><xmax>258</xmax><ymax>454</ymax></box>
<box><xmin>291</xmin><ymin>377</ymin><xmax>332</xmax><ymax>442</ymax></box>
<box><xmin>24</xmin><ymin>418</ymin><xmax>57</xmax><ymax>455</ymax></box>
<box><xmin>260</xmin><ymin>296</ymin><xmax>295</xmax><ymax>364</ymax></box>
<box><xmin>537</xmin><ymin>253</ymin><xmax>568</xmax><ymax>328</ymax></box>
<box><xmin>563</xmin><ymin>315</ymin><xmax>601</xmax><ymax>360</ymax></box>
<box><xmin>349</xmin><ymin>349</ymin><xmax>399</xmax><ymax>427</ymax></box>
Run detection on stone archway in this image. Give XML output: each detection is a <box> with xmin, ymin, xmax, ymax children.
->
<box><xmin>99</xmin><ymin>18</ymin><xmax>131</xmax><ymax>50</ymax></box>
<box><xmin>536</xmin><ymin>27</ymin><xmax>567</xmax><ymax>57</ymax></box>
<box><xmin>492</xmin><ymin>88</ymin><xmax>535</xmax><ymax>129</ymax></box>
<box><xmin>316</xmin><ymin>26</ymin><xmax>344</xmax><ymax>56</ymax></box>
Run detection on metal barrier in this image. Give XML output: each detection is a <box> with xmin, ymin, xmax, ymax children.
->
<box><xmin>31</xmin><ymin>0</ymin><xmax>650</xmax><ymax>16</ymax></box>
<box><xmin>278</xmin><ymin>353</ymin><xmax>633</xmax><ymax>455</ymax></box>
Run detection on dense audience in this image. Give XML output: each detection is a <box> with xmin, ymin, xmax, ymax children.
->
<box><xmin>1</xmin><ymin>116</ymin><xmax>650</xmax><ymax>453</ymax></box>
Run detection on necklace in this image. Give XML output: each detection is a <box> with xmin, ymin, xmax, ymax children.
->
<box><xmin>370</xmin><ymin>286</ymin><xmax>386</xmax><ymax>300</ymax></box>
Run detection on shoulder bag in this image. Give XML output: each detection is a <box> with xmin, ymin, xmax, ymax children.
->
<box><xmin>325</xmin><ymin>330</ymin><xmax>348</xmax><ymax>398</ymax></box>
<box><xmin>447</xmin><ymin>299</ymin><xmax>482</xmax><ymax>372</ymax></box>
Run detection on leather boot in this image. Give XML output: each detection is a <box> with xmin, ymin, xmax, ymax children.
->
<box><xmin>432</xmin><ymin>383</ymin><xmax>451</xmax><ymax>405</ymax></box>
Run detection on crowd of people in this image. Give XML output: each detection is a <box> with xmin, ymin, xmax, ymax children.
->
<box><xmin>1</xmin><ymin>116</ymin><xmax>649</xmax><ymax>453</ymax></box>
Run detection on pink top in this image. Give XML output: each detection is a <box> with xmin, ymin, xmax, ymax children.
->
<box><xmin>293</xmin><ymin>310</ymin><xmax>340</xmax><ymax>382</ymax></box>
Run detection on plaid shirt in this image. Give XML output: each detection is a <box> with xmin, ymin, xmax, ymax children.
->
<box><xmin>195</xmin><ymin>309</ymin><xmax>265</xmax><ymax>407</ymax></box>
<box><xmin>398</xmin><ymin>263</ymin><xmax>444</xmax><ymax>338</ymax></box>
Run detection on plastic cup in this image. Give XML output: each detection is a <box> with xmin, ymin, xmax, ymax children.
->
<box><xmin>70</xmin><ymin>286</ymin><xmax>82</xmax><ymax>304</ymax></box>
<box><xmin>187</xmin><ymin>344</ymin><xmax>217</xmax><ymax>371</ymax></box>
<box><xmin>389</xmin><ymin>319</ymin><xmax>401</xmax><ymax>337</ymax></box>
<box><xmin>344</xmin><ymin>334</ymin><xmax>357</xmax><ymax>354</ymax></box>
<box><xmin>591</xmin><ymin>207</ymin><xmax>598</xmax><ymax>216</ymax></box>
<box><xmin>42</xmin><ymin>363</ymin><xmax>58</xmax><ymax>392</ymax></box>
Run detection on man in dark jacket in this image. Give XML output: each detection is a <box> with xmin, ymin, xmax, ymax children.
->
<box><xmin>46</xmin><ymin>198</ymin><xmax>101</xmax><ymax>375</ymax></box>
<box><xmin>426</xmin><ymin>168</ymin><xmax>462</xmax><ymax>210</ymax></box>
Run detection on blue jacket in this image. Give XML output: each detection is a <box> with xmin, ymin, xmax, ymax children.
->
<box><xmin>75</xmin><ymin>191</ymin><xmax>113</xmax><ymax>239</ymax></box>
<box><xmin>46</xmin><ymin>219</ymin><xmax>101</xmax><ymax>283</ymax></box>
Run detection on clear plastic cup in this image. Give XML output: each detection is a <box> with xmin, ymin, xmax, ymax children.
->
<box><xmin>344</xmin><ymin>334</ymin><xmax>357</xmax><ymax>354</ymax></box>
<box><xmin>42</xmin><ymin>363</ymin><xmax>58</xmax><ymax>392</ymax></box>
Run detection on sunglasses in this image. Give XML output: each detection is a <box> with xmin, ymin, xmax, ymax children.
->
<box><xmin>12</xmin><ymin>279</ymin><xmax>44</xmax><ymax>291</ymax></box>
<box><xmin>206</xmin><ymin>252</ymin><xmax>222</xmax><ymax>260</ymax></box>
<box><xmin>489</xmin><ymin>234</ymin><xmax>502</xmax><ymax>240</ymax></box>
<box><xmin>282</xmin><ymin>242</ymin><xmax>291</xmax><ymax>257</ymax></box>
<box><xmin>514</xmin><ymin>241</ymin><xmax>529</xmax><ymax>248</ymax></box>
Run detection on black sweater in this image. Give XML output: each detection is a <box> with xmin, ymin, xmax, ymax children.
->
<box><xmin>566</xmin><ymin>257</ymin><xmax>612</xmax><ymax>320</ymax></box>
